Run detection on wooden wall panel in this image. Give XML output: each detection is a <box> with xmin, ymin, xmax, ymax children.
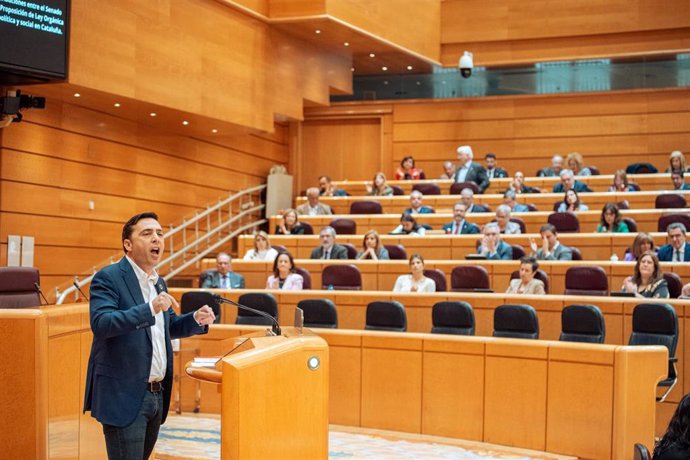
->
<box><xmin>441</xmin><ymin>0</ymin><xmax>690</xmax><ymax>66</ymax></box>
<box><xmin>326</xmin><ymin>0</ymin><xmax>441</xmax><ymax>62</ymax></box>
<box><xmin>304</xmin><ymin>88</ymin><xmax>690</xmax><ymax>181</ymax></box>
<box><xmin>0</xmin><ymin>98</ymin><xmax>288</xmax><ymax>302</ymax></box>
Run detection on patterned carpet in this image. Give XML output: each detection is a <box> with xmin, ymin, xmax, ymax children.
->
<box><xmin>155</xmin><ymin>415</ymin><xmax>575</xmax><ymax>460</ymax></box>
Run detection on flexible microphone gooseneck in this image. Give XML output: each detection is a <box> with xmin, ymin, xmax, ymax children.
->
<box><xmin>34</xmin><ymin>282</ymin><xmax>49</xmax><ymax>305</ymax></box>
<box><xmin>73</xmin><ymin>281</ymin><xmax>90</xmax><ymax>301</ymax></box>
<box><xmin>212</xmin><ymin>294</ymin><xmax>281</xmax><ymax>336</ymax></box>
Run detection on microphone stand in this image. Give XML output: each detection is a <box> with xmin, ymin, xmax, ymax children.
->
<box><xmin>73</xmin><ymin>281</ymin><xmax>90</xmax><ymax>301</ymax></box>
<box><xmin>213</xmin><ymin>294</ymin><xmax>281</xmax><ymax>336</ymax></box>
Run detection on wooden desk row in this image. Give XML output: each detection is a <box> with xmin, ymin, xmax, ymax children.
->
<box><xmin>167</xmin><ymin>289</ymin><xmax>689</xmax><ymax>442</ymax></box>
<box><xmin>270</xmin><ymin>208</ymin><xmax>682</xmax><ymax>236</ymax></box>
<box><xmin>227</xmin><ymin>259</ymin><xmax>690</xmax><ymax>296</ymax></box>
<box><xmin>239</xmin><ymin>232</ymin><xmax>670</xmax><ymax>262</ymax></box>
<box><xmin>332</xmin><ymin>173</ymin><xmax>675</xmax><ymax>195</ymax></box>
<box><xmin>178</xmin><ymin>324</ymin><xmax>665</xmax><ymax>460</ymax></box>
<box><xmin>297</xmin><ymin>190</ymin><xmax>690</xmax><ymax>215</ymax></box>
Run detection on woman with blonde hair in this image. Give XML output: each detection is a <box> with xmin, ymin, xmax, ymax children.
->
<box><xmin>366</xmin><ymin>172</ymin><xmax>394</xmax><ymax>196</ymax></box>
<box><xmin>666</xmin><ymin>150</ymin><xmax>689</xmax><ymax>173</ymax></box>
<box><xmin>566</xmin><ymin>152</ymin><xmax>592</xmax><ymax>176</ymax></box>
<box><xmin>356</xmin><ymin>230</ymin><xmax>390</xmax><ymax>260</ymax></box>
<box><xmin>608</xmin><ymin>169</ymin><xmax>637</xmax><ymax>192</ymax></box>
<box><xmin>243</xmin><ymin>231</ymin><xmax>279</xmax><ymax>261</ymax></box>
<box><xmin>275</xmin><ymin>208</ymin><xmax>305</xmax><ymax>235</ymax></box>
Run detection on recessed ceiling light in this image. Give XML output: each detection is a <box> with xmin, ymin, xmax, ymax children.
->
<box><xmin>351</xmin><ymin>67</ymin><xmax>355</xmax><ymax>72</ymax></box>
<box><xmin>182</xmin><ymin>120</ymin><xmax>189</xmax><ymax>126</ymax></box>
<box><xmin>315</xmin><ymin>29</ymin><xmax>321</xmax><ymax>34</ymax></box>
<box><xmin>369</xmin><ymin>53</ymin><xmax>375</xmax><ymax>58</ymax></box>
<box><xmin>113</xmin><ymin>103</ymin><xmax>121</xmax><ymax>108</ymax></box>
<box><xmin>211</xmin><ymin>129</ymin><xmax>218</xmax><ymax>134</ymax></box>
<box><xmin>383</xmin><ymin>81</ymin><xmax>389</xmax><ymax>85</ymax></box>
<box><xmin>150</xmin><ymin>112</ymin><xmax>157</xmax><ymax>117</ymax></box>
<box><xmin>407</xmin><ymin>65</ymin><xmax>413</xmax><ymax>70</ymax></box>
<box><xmin>416</xmin><ymin>81</ymin><xmax>421</xmax><ymax>85</ymax></box>
<box><xmin>344</xmin><ymin>42</ymin><xmax>349</xmax><ymax>47</ymax></box>
<box><xmin>73</xmin><ymin>93</ymin><xmax>81</xmax><ymax>97</ymax></box>
<box><xmin>382</xmin><ymin>66</ymin><xmax>388</xmax><ymax>71</ymax></box>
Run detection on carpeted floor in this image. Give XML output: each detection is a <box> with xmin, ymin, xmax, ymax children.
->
<box><xmin>155</xmin><ymin>414</ymin><xmax>575</xmax><ymax>460</ymax></box>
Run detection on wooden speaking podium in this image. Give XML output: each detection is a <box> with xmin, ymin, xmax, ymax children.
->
<box><xmin>186</xmin><ymin>327</ymin><xmax>329</xmax><ymax>460</ymax></box>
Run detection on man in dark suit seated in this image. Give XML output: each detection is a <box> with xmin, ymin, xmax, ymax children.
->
<box><xmin>454</xmin><ymin>145</ymin><xmax>490</xmax><ymax>193</ymax></box>
<box><xmin>537</xmin><ymin>154</ymin><xmax>564</xmax><ymax>177</ymax></box>
<box><xmin>83</xmin><ymin>212</ymin><xmax>215</xmax><ymax>460</ymax></box>
<box><xmin>503</xmin><ymin>189</ymin><xmax>530</xmax><ymax>213</ymax></box>
<box><xmin>658</xmin><ymin>223</ymin><xmax>690</xmax><ymax>262</ymax></box>
<box><xmin>510</xmin><ymin>171</ymin><xmax>541</xmax><ymax>194</ymax></box>
<box><xmin>484</xmin><ymin>152</ymin><xmax>508</xmax><ymax>179</ymax></box>
<box><xmin>460</xmin><ymin>188</ymin><xmax>490</xmax><ymax>213</ymax></box>
<box><xmin>319</xmin><ymin>175</ymin><xmax>348</xmax><ymax>197</ymax></box>
<box><xmin>552</xmin><ymin>169</ymin><xmax>593</xmax><ymax>193</ymax></box>
<box><xmin>477</xmin><ymin>223</ymin><xmax>513</xmax><ymax>260</ymax></box>
<box><xmin>529</xmin><ymin>223</ymin><xmax>573</xmax><ymax>261</ymax></box>
<box><xmin>671</xmin><ymin>171</ymin><xmax>690</xmax><ymax>191</ymax></box>
<box><xmin>200</xmin><ymin>252</ymin><xmax>245</xmax><ymax>289</ymax></box>
<box><xmin>310</xmin><ymin>226</ymin><xmax>348</xmax><ymax>259</ymax></box>
<box><xmin>443</xmin><ymin>202</ymin><xmax>480</xmax><ymax>234</ymax></box>
<box><xmin>404</xmin><ymin>190</ymin><xmax>435</xmax><ymax>214</ymax></box>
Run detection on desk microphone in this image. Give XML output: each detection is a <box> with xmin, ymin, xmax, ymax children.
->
<box><xmin>212</xmin><ymin>294</ymin><xmax>281</xmax><ymax>336</ymax></box>
<box><xmin>73</xmin><ymin>281</ymin><xmax>90</xmax><ymax>301</ymax></box>
<box><xmin>34</xmin><ymin>282</ymin><xmax>49</xmax><ymax>305</ymax></box>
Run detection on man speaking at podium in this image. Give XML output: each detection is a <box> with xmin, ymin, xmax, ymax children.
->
<box><xmin>83</xmin><ymin>212</ymin><xmax>215</xmax><ymax>459</ymax></box>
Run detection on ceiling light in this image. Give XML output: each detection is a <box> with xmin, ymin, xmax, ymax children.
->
<box><xmin>382</xmin><ymin>66</ymin><xmax>388</xmax><ymax>71</ymax></box>
<box><xmin>150</xmin><ymin>112</ymin><xmax>157</xmax><ymax>117</ymax></box>
<box><xmin>315</xmin><ymin>29</ymin><xmax>321</xmax><ymax>34</ymax></box>
<box><xmin>113</xmin><ymin>103</ymin><xmax>121</xmax><ymax>108</ymax></box>
<box><xmin>351</xmin><ymin>67</ymin><xmax>355</xmax><ymax>72</ymax></box>
<box><xmin>211</xmin><ymin>129</ymin><xmax>218</xmax><ymax>134</ymax></box>
<box><xmin>182</xmin><ymin>120</ymin><xmax>189</xmax><ymax>126</ymax></box>
<box><xmin>344</xmin><ymin>42</ymin><xmax>349</xmax><ymax>47</ymax></box>
<box><xmin>369</xmin><ymin>53</ymin><xmax>375</xmax><ymax>58</ymax></box>
<box><xmin>407</xmin><ymin>65</ymin><xmax>413</xmax><ymax>70</ymax></box>
<box><xmin>73</xmin><ymin>93</ymin><xmax>80</xmax><ymax>98</ymax></box>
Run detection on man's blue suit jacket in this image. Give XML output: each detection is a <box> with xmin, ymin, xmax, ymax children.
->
<box><xmin>657</xmin><ymin>244</ymin><xmax>690</xmax><ymax>262</ymax></box>
<box><xmin>83</xmin><ymin>258</ymin><xmax>207</xmax><ymax>427</ymax></box>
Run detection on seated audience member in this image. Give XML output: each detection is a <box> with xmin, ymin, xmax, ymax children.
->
<box><xmin>566</xmin><ymin>152</ymin><xmax>592</xmax><ymax>176</ymax></box>
<box><xmin>495</xmin><ymin>204</ymin><xmax>521</xmax><ymax>234</ymax></box>
<box><xmin>621</xmin><ymin>251</ymin><xmax>669</xmax><ymax>298</ymax></box>
<box><xmin>310</xmin><ymin>226</ymin><xmax>348</xmax><ymax>259</ymax></box>
<box><xmin>404</xmin><ymin>190</ymin><xmax>434</xmax><ymax>214</ymax></box>
<box><xmin>243</xmin><ymin>231</ymin><xmax>279</xmax><ymax>261</ymax></box>
<box><xmin>275</xmin><ymin>208</ymin><xmax>306</xmax><ymax>235</ymax></box>
<box><xmin>653</xmin><ymin>392</ymin><xmax>690</xmax><ymax>459</ymax></box>
<box><xmin>503</xmin><ymin>189</ymin><xmax>530</xmax><ymax>213</ymax></box>
<box><xmin>391</xmin><ymin>213</ymin><xmax>427</xmax><ymax>236</ymax></box>
<box><xmin>608</xmin><ymin>169</ymin><xmax>637</xmax><ymax>192</ymax></box>
<box><xmin>553</xmin><ymin>169</ymin><xmax>593</xmax><ymax>193</ymax></box>
<box><xmin>356</xmin><ymin>229</ymin><xmax>390</xmax><ymax>260</ymax></box>
<box><xmin>392</xmin><ymin>253</ymin><xmax>436</xmax><ymax>293</ymax></box>
<box><xmin>682</xmin><ymin>283</ymin><xmax>690</xmax><ymax>298</ymax></box>
<box><xmin>671</xmin><ymin>170</ymin><xmax>690</xmax><ymax>191</ymax></box>
<box><xmin>485</xmin><ymin>152</ymin><xmax>508</xmax><ymax>179</ymax></box>
<box><xmin>297</xmin><ymin>187</ymin><xmax>333</xmax><ymax>216</ymax></box>
<box><xmin>506</xmin><ymin>256</ymin><xmax>546</xmax><ymax>295</ymax></box>
<box><xmin>556</xmin><ymin>189</ymin><xmax>589</xmax><ymax>212</ymax></box>
<box><xmin>666</xmin><ymin>149</ymin><xmax>689</xmax><ymax>173</ymax></box>
<box><xmin>395</xmin><ymin>155</ymin><xmax>423</xmax><ymax>180</ymax></box>
<box><xmin>366</xmin><ymin>172</ymin><xmax>394</xmax><ymax>196</ymax></box>
<box><xmin>318</xmin><ymin>175</ymin><xmax>347</xmax><ymax>197</ymax></box>
<box><xmin>537</xmin><ymin>154</ymin><xmax>564</xmax><ymax>177</ymax></box>
<box><xmin>201</xmin><ymin>252</ymin><xmax>245</xmax><ymax>289</ymax></box>
<box><xmin>460</xmin><ymin>188</ymin><xmax>489</xmax><ymax>213</ymax></box>
<box><xmin>478</xmin><ymin>223</ymin><xmax>513</xmax><ymax>260</ymax></box>
<box><xmin>266</xmin><ymin>251</ymin><xmax>303</xmax><ymax>290</ymax></box>
<box><xmin>658</xmin><ymin>223</ymin><xmax>690</xmax><ymax>262</ymax></box>
<box><xmin>597</xmin><ymin>203</ymin><xmax>629</xmax><ymax>233</ymax></box>
<box><xmin>454</xmin><ymin>145</ymin><xmax>489</xmax><ymax>193</ymax></box>
<box><xmin>442</xmin><ymin>202</ymin><xmax>480</xmax><ymax>234</ymax></box>
<box><xmin>530</xmin><ymin>223</ymin><xmax>573</xmax><ymax>261</ymax></box>
<box><xmin>624</xmin><ymin>232</ymin><xmax>655</xmax><ymax>262</ymax></box>
<box><xmin>509</xmin><ymin>171</ymin><xmax>540</xmax><ymax>194</ymax></box>
<box><xmin>439</xmin><ymin>161</ymin><xmax>456</xmax><ymax>180</ymax></box>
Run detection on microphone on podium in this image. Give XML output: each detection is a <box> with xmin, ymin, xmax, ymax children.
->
<box><xmin>73</xmin><ymin>281</ymin><xmax>90</xmax><ymax>301</ymax></box>
<box><xmin>34</xmin><ymin>282</ymin><xmax>49</xmax><ymax>305</ymax></box>
<box><xmin>212</xmin><ymin>294</ymin><xmax>281</xmax><ymax>336</ymax></box>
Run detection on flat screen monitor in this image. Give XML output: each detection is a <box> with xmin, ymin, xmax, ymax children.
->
<box><xmin>0</xmin><ymin>0</ymin><xmax>70</xmax><ymax>84</ymax></box>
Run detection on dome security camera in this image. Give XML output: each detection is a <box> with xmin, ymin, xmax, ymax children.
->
<box><xmin>459</xmin><ymin>51</ymin><xmax>474</xmax><ymax>78</ymax></box>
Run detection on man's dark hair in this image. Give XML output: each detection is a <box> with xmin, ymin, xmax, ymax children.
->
<box><xmin>485</xmin><ymin>153</ymin><xmax>497</xmax><ymax>160</ymax></box>
<box><xmin>672</xmin><ymin>170</ymin><xmax>685</xmax><ymax>179</ymax></box>
<box><xmin>122</xmin><ymin>212</ymin><xmax>159</xmax><ymax>253</ymax></box>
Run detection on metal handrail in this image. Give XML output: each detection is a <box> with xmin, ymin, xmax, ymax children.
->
<box><xmin>56</xmin><ymin>184</ymin><xmax>267</xmax><ymax>304</ymax></box>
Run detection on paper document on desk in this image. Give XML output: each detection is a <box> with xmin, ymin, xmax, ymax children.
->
<box><xmin>190</xmin><ymin>357</ymin><xmax>219</xmax><ymax>368</ymax></box>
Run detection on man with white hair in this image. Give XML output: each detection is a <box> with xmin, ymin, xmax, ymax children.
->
<box><xmin>404</xmin><ymin>190</ymin><xmax>435</xmax><ymax>214</ymax></box>
<box><xmin>538</xmin><ymin>154</ymin><xmax>565</xmax><ymax>177</ymax></box>
<box><xmin>460</xmin><ymin>188</ymin><xmax>489</xmax><ymax>213</ymax></box>
<box><xmin>453</xmin><ymin>145</ymin><xmax>489</xmax><ymax>193</ymax></box>
<box><xmin>477</xmin><ymin>223</ymin><xmax>513</xmax><ymax>260</ymax></box>
<box><xmin>552</xmin><ymin>169</ymin><xmax>593</xmax><ymax>193</ymax></box>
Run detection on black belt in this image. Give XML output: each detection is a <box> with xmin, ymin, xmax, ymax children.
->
<box><xmin>148</xmin><ymin>381</ymin><xmax>163</xmax><ymax>392</ymax></box>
